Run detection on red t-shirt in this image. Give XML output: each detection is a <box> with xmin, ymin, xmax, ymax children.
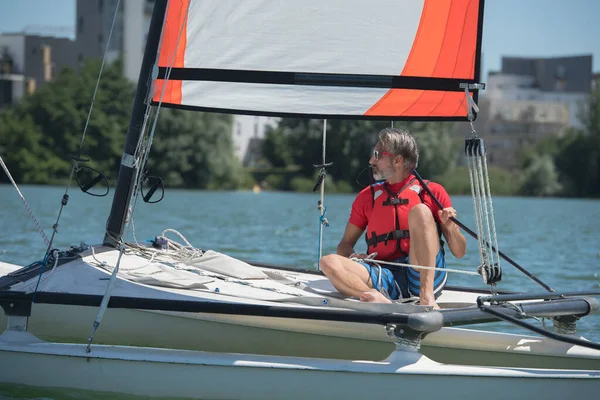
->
<box><xmin>349</xmin><ymin>175</ymin><xmax>452</xmax><ymax>230</ymax></box>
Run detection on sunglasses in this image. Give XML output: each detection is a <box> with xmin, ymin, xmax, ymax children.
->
<box><xmin>373</xmin><ymin>148</ymin><xmax>395</xmax><ymax>161</ymax></box>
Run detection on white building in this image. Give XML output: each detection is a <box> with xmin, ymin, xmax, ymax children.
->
<box><xmin>458</xmin><ymin>55</ymin><xmax>594</xmax><ymax>169</ymax></box>
<box><xmin>233</xmin><ymin>116</ymin><xmax>279</xmax><ymax>166</ymax></box>
<box><xmin>486</xmin><ymin>73</ymin><xmax>588</xmax><ymax>129</ymax></box>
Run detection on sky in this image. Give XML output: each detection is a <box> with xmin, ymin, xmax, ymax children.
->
<box><xmin>0</xmin><ymin>0</ymin><xmax>599</xmax><ymax>79</ymax></box>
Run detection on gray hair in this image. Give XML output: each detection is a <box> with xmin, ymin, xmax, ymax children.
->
<box><xmin>377</xmin><ymin>127</ymin><xmax>419</xmax><ymax>171</ymax></box>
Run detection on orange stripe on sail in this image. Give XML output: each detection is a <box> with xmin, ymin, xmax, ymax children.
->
<box><xmin>364</xmin><ymin>89</ymin><xmax>466</xmax><ymax>118</ymax></box>
<box><xmin>365</xmin><ymin>0</ymin><xmax>480</xmax><ymax>118</ymax></box>
<box><xmin>401</xmin><ymin>0</ymin><xmax>451</xmax><ymax>78</ymax></box>
<box><xmin>152</xmin><ymin>0</ymin><xmax>189</xmax><ymax>105</ymax></box>
<box><xmin>431</xmin><ymin>0</ymin><xmax>480</xmax><ymax>117</ymax></box>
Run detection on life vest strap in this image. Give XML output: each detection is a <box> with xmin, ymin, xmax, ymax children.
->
<box><xmin>366</xmin><ymin>229</ymin><xmax>410</xmax><ymax>247</ymax></box>
<box><xmin>383</xmin><ymin>197</ymin><xmax>409</xmax><ymax>206</ymax></box>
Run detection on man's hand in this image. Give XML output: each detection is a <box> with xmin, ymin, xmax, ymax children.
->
<box><xmin>349</xmin><ymin>253</ymin><xmax>370</xmax><ymax>260</ymax></box>
<box><xmin>437</xmin><ymin>207</ymin><xmax>457</xmax><ymax>226</ymax></box>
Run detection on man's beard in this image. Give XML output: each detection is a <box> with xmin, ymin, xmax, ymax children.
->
<box><xmin>372</xmin><ymin>166</ymin><xmax>390</xmax><ymax>181</ymax></box>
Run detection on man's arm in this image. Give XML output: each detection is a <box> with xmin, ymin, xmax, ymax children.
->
<box><xmin>426</xmin><ymin>182</ymin><xmax>467</xmax><ymax>259</ymax></box>
<box><xmin>336</xmin><ymin>222</ymin><xmax>365</xmax><ymax>257</ymax></box>
<box><xmin>438</xmin><ymin>209</ymin><xmax>467</xmax><ymax>259</ymax></box>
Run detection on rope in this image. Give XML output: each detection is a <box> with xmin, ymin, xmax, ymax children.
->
<box><xmin>481</xmin><ymin>151</ymin><xmax>502</xmax><ymax>271</ymax></box>
<box><xmin>464</xmin><ymin>87</ymin><xmax>502</xmax><ymax>287</ymax></box>
<box><xmin>0</xmin><ymin>156</ymin><xmax>49</xmax><ymax>245</ymax></box>
<box><xmin>91</xmin><ymin>229</ymin><xmax>309</xmax><ymax>298</ymax></box>
<box><xmin>553</xmin><ymin>317</ymin><xmax>578</xmax><ymax>335</ymax></box>
<box><xmin>354</xmin><ymin>257</ymin><xmax>479</xmax><ymax>276</ymax></box>
<box><xmin>467</xmin><ymin>150</ymin><xmax>486</xmax><ymax>269</ymax></box>
<box><xmin>30</xmin><ymin>249</ymin><xmax>58</xmax><ymax>301</ymax></box>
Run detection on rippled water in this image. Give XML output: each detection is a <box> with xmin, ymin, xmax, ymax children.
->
<box><xmin>1</xmin><ymin>184</ymin><xmax>600</xmax><ymax>342</ymax></box>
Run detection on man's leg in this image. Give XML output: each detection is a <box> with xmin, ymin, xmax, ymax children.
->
<box><xmin>319</xmin><ymin>254</ymin><xmax>374</xmax><ymax>298</ymax></box>
<box><xmin>407</xmin><ymin>204</ymin><xmax>440</xmax><ymax>306</ymax></box>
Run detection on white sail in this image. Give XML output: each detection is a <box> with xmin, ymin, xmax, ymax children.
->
<box><xmin>152</xmin><ymin>0</ymin><xmax>484</xmax><ymax>120</ymax></box>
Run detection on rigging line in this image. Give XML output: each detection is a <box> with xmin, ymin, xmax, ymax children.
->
<box><xmin>357</xmin><ymin>258</ymin><xmax>479</xmax><ymax>276</ymax></box>
<box><xmin>128</xmin><ymin>0</ymin><xmax>179</xmax><ymax>244</ymax></box>
<box><xmin>129</xmin><ymin>1</ymin><xmax>190</xmax><ymax>232</ymax></box>
<box><xmin>475</xmin><ymin>152</ymin><xmax>496</xmax><ymax>270</ymax></box>
<box><xmin>0</xmin><ymin>156</ymin><xmax>49</xmax><ymax>245</ymax></box>
<box><xmin>411</xmin><ymin>169</ymin><xmax>555</xmax><ymax>293</ymax></box>
<box><xmin>467</xmin><ymin>154</ymin><xmax>486</xmax><ymax>269</ymax></box>
<box><xmin>129</xmin><ymin>107</ymin><xmax>157</xmax><ymax>245</ymax></box>
<box><xmin>88</xmin><ymin>1</ymin><xmax>191</xmax><ymax>352</ymax></box>
<box><xmin>77</xmin><ymin>0</ymin><xmax>122</xmax><ymax>159</ymax></box>
<box><xmin>481</xmin><ymin>148</ymin><xmax>502</xmax><ymax>271</ymax></box>
<box><xmin>464</xmin><ymin>88</ymin><xmax>489</xmax><ymax>270</ymax></box>
<box><xmin>479</xmin><ymin>304</ymin><xmax>600</xmax><ymax>352</ymax></box>
<box><xmin>471</xmin><ymin>151</ymin><xmax>494</xmax><ymax>274</ymax></box>
<box><xmin>41</xmin><ymin>0</ymin><xmax>123</xmax><ymax>281</ymax></box>
<box><xmin>317</xmin><ymin>119</ymin><xmax>329</xmax><ymax>266</ymax></box>
<box><xmin>61</xmin><ymin>0</ymin><xmax>123</xmax><ymax>204</ymax></box>
<box><xmin>122</xmin><ymin>0</ymin><xmax>167</xmax><ymax>245</ymax></box>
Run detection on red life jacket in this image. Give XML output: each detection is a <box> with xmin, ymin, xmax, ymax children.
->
<box><xmin>364</xmin><ymin>178</ymin><xmax>426</xmax><ymax>261</ymax></box>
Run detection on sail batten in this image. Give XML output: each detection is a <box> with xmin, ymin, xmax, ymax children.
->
<box><xmin>156</xmin><ymin>68</ymin><xmax>479</xmax><ymax>91</ymax></box>
<box><xmin>152</xmin><ymin>0</ymin><xmax>484</xmax><ymax>120</ymax></box>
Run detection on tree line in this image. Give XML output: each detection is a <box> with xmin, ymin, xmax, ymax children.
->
<box><xmin>0</xmin><ymin>60</ymin><xmax>598</xmax><ymax>198</ymax></box>
<box><xmin>0</xmin><ymin>60</ymin><xmax>244</xmax><ymax>189</ymax></box>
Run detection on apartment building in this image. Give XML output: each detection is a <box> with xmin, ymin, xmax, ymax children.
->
<box><xmin>460</xmin><ymin>55</ymin><xmax>593</xmax><ymax>169</ymax></box>
<box><xmin>0</xmin><ymin>34</ymin><xmax>76</xmax><ymax>108</ymax></box>
<box><xmin>75</xmin><ymin>0</ymin><xmax>151</xmax><ymax>82</ymax></box>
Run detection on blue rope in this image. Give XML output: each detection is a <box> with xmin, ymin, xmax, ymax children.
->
<box><xmin>320</xmin><ymin>205</ymin><xmax>330</xmax><ymax>227</ymax></box>
<box><xmin>317</xmin><ymin>205</ymin><xmax>330</xmax><ymax>267</ymax></box>
<box><xmin>31</xmin><ymin>252</ymin><xmax>51</xmax><ymax>303</ymax></box>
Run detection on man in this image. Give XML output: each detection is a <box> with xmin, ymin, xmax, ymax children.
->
<box><xmin>319</xmin><ymin>128</ymin><xmax>466</xmax><ymax>309</ymax></box>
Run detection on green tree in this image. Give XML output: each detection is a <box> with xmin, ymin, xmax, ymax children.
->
<box><xmin>553</xmin><ymin>83</ymin><xmax>600</xmax><ymax>197</ymax></box>
<box><xmin>518</xmin><ymin>153</ymin><xmax>562</xmax><ymax>196</ymax></box>
<box><xmin>147</xmin><ymin>108</ymin><xmax>242</xmax><ymax>189</ymax></box>
<box><xmin>0</xmin><ymin>59</ymin><xmax>244</xmax><ymax>190</ymax></box>
<box><xmin>0</xmin><ymin>110</ymin><xmax>64</xmax><ymax>183</ymax></box>
<box><xmin>262</xmin><ymin>118</ymin><xmax>461</xmax><ymax>191</ymax></box>
<box><xmin>0</xmin><ymin>59</ymin><xmax>134</xmax><ymax>184</ymax></box>
<box><xmin>411</xmin><ymin>122</ymin><xmax>460</xmax><ymax>180</ymax></box>
<box><xmin>262</xmin><ymin>118</ymin><xmax>389</xmax><ymax>190</ymax></box>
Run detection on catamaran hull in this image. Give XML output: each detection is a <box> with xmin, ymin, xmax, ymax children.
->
<box><xmin>1</xmin><ymin>301</ymin><xmax>598</xmax><ymax>371</ymax></box>
<box><xmin>0</xmin><ymin>331</ymin><xmax>598</xmax><ymax>400</ymax></box>
<box><xmin>1</xmin><ymin>260</ymin><xmax>599</xmax><ymax>370</ymax></box>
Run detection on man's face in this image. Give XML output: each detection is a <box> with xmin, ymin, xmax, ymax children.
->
<box><xmin>370</xmin><ymin>143</ymin><xmax>395</xmax><ymax>181</ymax></box>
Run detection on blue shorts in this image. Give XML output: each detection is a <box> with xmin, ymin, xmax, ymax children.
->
<box><xmin>360</xmin><ymin>250</ymin><xmax>447</xmax><ymax>300</ymax></box>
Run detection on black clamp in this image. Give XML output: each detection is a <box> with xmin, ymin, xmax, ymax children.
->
<box><xmin>312</xmin><ymin>162</ymin><xmax>333</xmax><ymax>193</ymax></box>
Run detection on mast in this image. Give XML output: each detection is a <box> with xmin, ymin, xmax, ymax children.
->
<box><xmin>103</xmin><ymin>0</ymin><xmax>168</xmax><ymax>247</ymax></box>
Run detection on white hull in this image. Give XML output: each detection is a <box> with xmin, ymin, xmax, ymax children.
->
<box><xmin>4</xmin><ymin>302</ymin><xmax>597</xmax><ymax>371</ymax></box>
<box><xmin>1</xmin><ymin>330</ymin><xmax>598</xmax><ymax>400</ymax></box>
<box><xmin>1</xmin><ymin>255</ymin><xmax>599</xmax><ymax>371</ymax></box>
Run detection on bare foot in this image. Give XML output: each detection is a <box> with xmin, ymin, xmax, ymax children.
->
<box><xmin>426</xmin><ymin>302</ymin><xmax>441</xmax><ymax>310</ymax></box>
<box><xmin>360</xmin><ymin>289</ymin><xmax>392</xmax><ymax>303</ymax></box>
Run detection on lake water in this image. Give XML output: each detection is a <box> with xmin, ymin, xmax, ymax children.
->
<box><xmin>1</xmin><ymin>184</ymin><xmax>600</xmax><ymax>344</ymax></box>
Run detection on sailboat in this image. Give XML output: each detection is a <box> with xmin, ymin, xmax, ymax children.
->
<box><xmin>1</xmin><ymin>0</ymin><xmax>600</xmax><ymax>398</ymax></box>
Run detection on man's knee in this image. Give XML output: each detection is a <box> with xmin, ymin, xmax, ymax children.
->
<box><xmin>408</xmin><ymin>203</ymin><xmax>435</xmax><ymax>225</ymax></box>
<box><xmin>319</xmin><ymin>254</ymin><xmax>342</xmax><ymax>276</ymax></box>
